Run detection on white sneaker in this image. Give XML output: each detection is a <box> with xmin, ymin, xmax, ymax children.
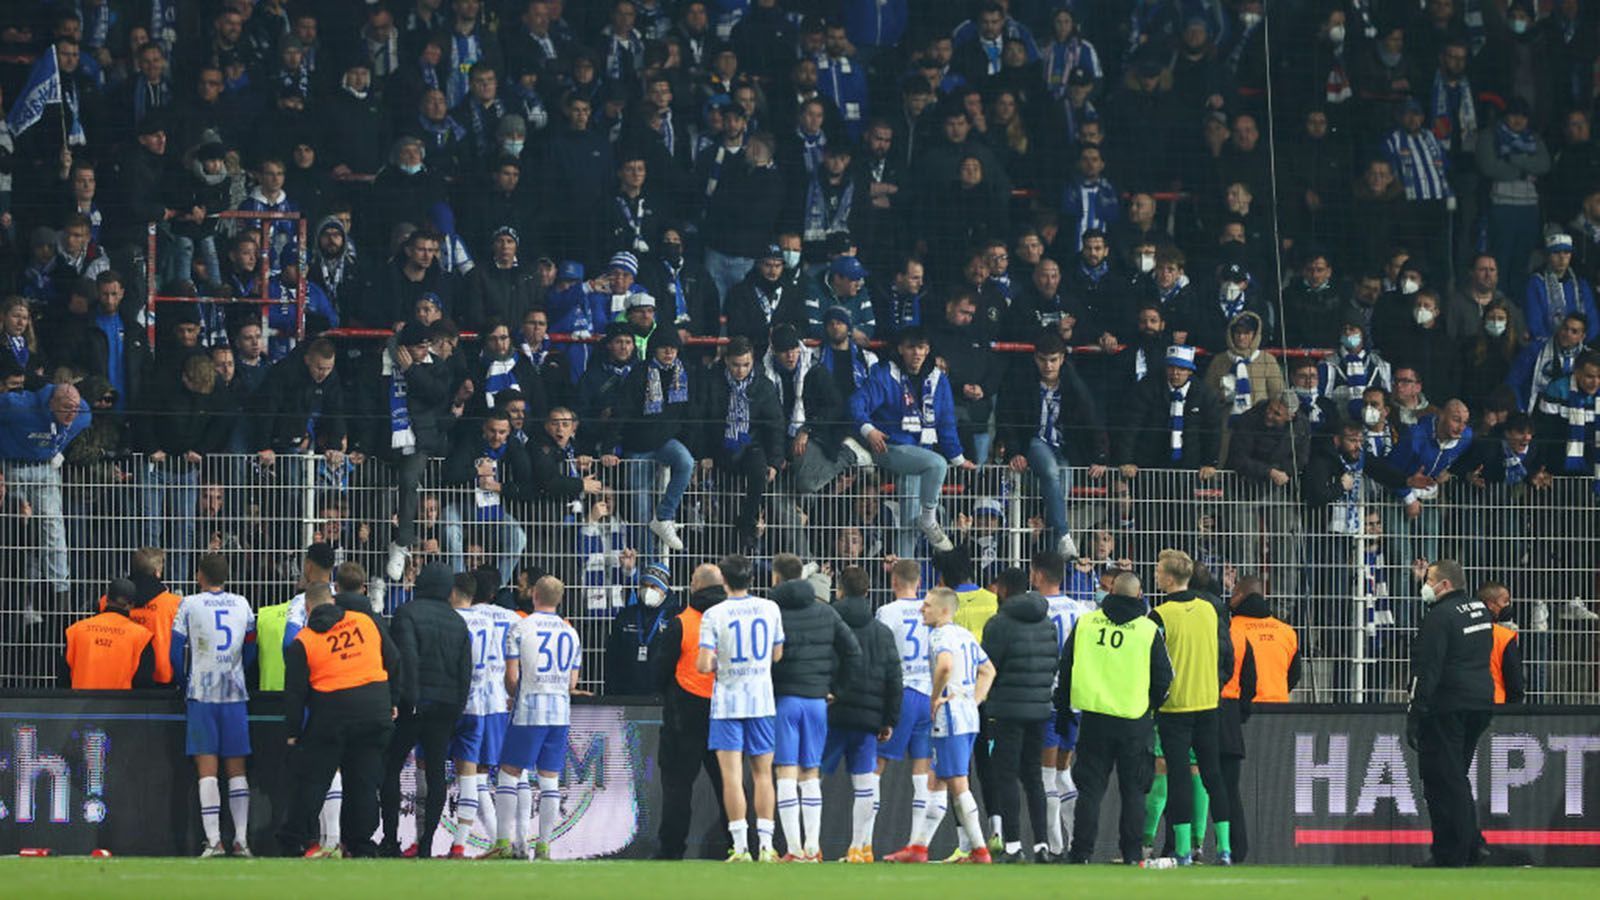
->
<box><xmin>385</xmin><ymin>542</ymin><xmax>409</xmax><ymax>581</ymax></box>
<box><xmin>232</xmin><ymin>843</ymin><xmax>253</xmax><ymax>858</ymax></box>
<box><xmin>1561</xmin><ymin>598</ymin><xmax>1600</xmax><ymax>622</ymax></box>
<box><xmin>1057</xmin><ymin>532</ymin><xmax>1080</xmax><ymax>560</ymax></box>
<box><xmin>199</xmin><ymin>842</ymin><xmax>227</xmax><ymax>858</ymax></box>
<box><xmin>650</xmin><ymin>519</ymin><xmax>685</xmax><ymax>552</ymax></box>
<box><xmin>917</xmin><ymin>513</ymin><xmax>955</xmax><ymax>553</ymax></box>
<box><xmin>1529</xmin><ymin>601</ymin><xmax>1551</xmax><ymax>632</ymax></box>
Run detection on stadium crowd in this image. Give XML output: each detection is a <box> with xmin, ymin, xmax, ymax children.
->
<box><xmin>2</xmin><ymin>0</ymin><xmax>1600</xmax><ymax>690</ymax></box>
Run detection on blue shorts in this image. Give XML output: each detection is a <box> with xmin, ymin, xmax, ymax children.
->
<box><xmin>774</xmin><ymin>696</ymin><xmax>827</xmax><ymax>768</ymax></box>
<box><xmin>450</xmin><ymin>712</ymin><xmax>510</xmax><ymax>766</ymax></box>
<box><xmin>876</xmin><ymin>688</ymin><xmax>932</xmax><ymax>761</ymax></box>
<box><xmin>500</xmin><ymin>724</ymin><xmax>568</xmax><ymax>773</ymax></box>
<box><xmin>186</xmin><ymin>700</ymin><xmax>251</xmax><ymax>757</ymax></box>
<box><xmin>708</xmin><ymin>716</ymin><xmax>775</xmax><ymax>756</ymax></box>
<box><xmin>931</xmin><ymin>732</ymin><xmax>977</xmax><ymax>780</ymax></box>
<box><xmin>1042</xmin><ymin>713</ymin><xmax>1079</xmax><ymax>752</ymax></box>
<box><xmin>821</xmin><ymin>728</ymin><xmax>879</xmax><ymax>776</ymax></box>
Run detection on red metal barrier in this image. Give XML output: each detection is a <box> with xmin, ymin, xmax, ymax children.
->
<box><xmin>144</xmin><ymin>210</ymin><xmax>308</xmax><ymax>347</ymax></box>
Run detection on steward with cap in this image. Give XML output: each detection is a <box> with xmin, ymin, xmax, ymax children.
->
<box><xmin>63</xmin><ymin>577</ymin><xmax>157</xmax><ymax>690</ymax></box>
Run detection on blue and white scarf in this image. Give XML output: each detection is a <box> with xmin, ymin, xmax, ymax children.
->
<box><xmin>1038</xmin><ymin>382</ymin><xmax>1062</xmax><ymax>448</ymax></box>
<box><xmin>1169</xmin><ymin>383</ymin><xmax>1188</xmax><ymax>461</ymax></box>
<box><xmin>83</xmin><ymin>2</ymin><xmax>111</xmax><ymax>49</ymax></box>
<box><xmin>1364</xmin><ymin>427</ymin><xmax>1393</xmax><ymax>459</ymax></box>
<box><xmin>1296</xmin><ymin>388</ymin><xmax>1324</xmax><ymax>425</ymax></box>
<box><xmin>482</xmin><ymin>355</ymin><xmax>518</xmax><ymax>406</ymax></box>
<box><xmin>1077</xmin><ymin>257</ymin><xmax>1109</xmax><ymax>285</ymax></box>
<box><xmin>1540</xmin><ymin>271</ymin><xmax>1581</xmax><ymax>330</ymax></box>
<box><xmin>894</xmin><ymin>362</ymin><xmax>941</xmax><ymax>447</ymax></box>
<box><xmin>661</xmin><ymin>259</ymin><xmax>690</xmax><ymax>325</ymax></box>
<box><xmin>1429</xmin><ymin>70</ymin><xmax>1477</xmax><ymax>149</ymax></box>
<box><xmin>659</xmin><ymin>109</ymin><xmax>675</xmax><ymax>155</ymax></box>
<box><xmin>1494</xmin><ymin>120</ymin><xmax>1539</xmax><ymax>158</ymax></box>
<box><xmin>418</xmin><ymin>111</ymin><xmax>467</xmax><ymax>147</ymax></box>
<box><xmin>763</xmin><ymin>349</ymin><xmax>808</xmax><ymax>437</ymax></box>
<box><xmin>388</xmin><ymin>358</ymin><xmax>416</xmax><ymax>453</ymax></box>
<box><xmin>474</xmin><ymin>442</ymin><xmax>508</xmax><ymax>520</ymax></box>
<box><xmin>754</xmin><ymin>282</ymin><xmax>782</xmax><ymax>323</ymax></box>
<box><xmin>802</xmin><ymin>176</ymin><xmax>854</xmax><ymax>243</ymax></box>
<box><xmin>1564</xmin><ymin>389</ymin><xmax>1598</xmax><ymax>474</ymax></box>
<box><xmin>1332</xmin><ymin>451</ymin><xmax>1364</xmax><ymax>533</ymax></box>
<box><xmin>606</xmin><ymin>33</ymin><xmax>643</xmax><ymax>81</ymax></box>
<box><xmin>887</xmin><ymin>288</ymin><xmax>922</xmax><ymax>331</ymax></box>
<box><xmin>8</xmin><ymin>335</ymin><xmax>27</xmax><ymax>369</ymax></box>
<box><xmin>1503</xmin><ymin>440</ymin><xmax>1530</xmax><ymax>487</ymax></box>
<box><xmin>797</xmin><ymin>128</ymin><xmax>826</xmax><ymax>173</ymax></box>
<box><xmin>464</xmin><ymin>97</ymin><xmax>505</xmax><ymax>149</ymax></box>
<box><xmin>703</xmin><ymin>141</ymin><xmax>742</xmax><ymax>198</ymax></box>
<box><xmin>521</xmin><ymin>337</ymin><xmax>551</xmax><ymax>369</ymax></box>
<box><xmin>448</xmin><ymin>32</ymin><xmax>483</xmax><ymax>105</ymax></box>
<box><xmin>724</xmin><ymin>370</ymin><xmax>753</xmax><ymax>451</ymax></box>
<box><xmin>644</xmin><ymin>358</ymin><xmax>688</xmax><ymax>415</ymax></box>
<box><xmin>1219</xmin><ymin>291</ymin><xmax>1247</xmax><ymax>322</ymax></box>
<box><xmin>1228</xmin><ymin>352</ymin><xmax>1254</xmax><ymax>418</ymax></box>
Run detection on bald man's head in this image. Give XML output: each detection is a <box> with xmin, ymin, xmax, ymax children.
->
<box><xmin>690</xmin><ymin>563</ymin><xmax>725</xmax><ymax>592</ymax></box>
<box><xmin>49</xmin><ymin>383</ymin><xmax>83</xmax><ymax>427</ymax></box>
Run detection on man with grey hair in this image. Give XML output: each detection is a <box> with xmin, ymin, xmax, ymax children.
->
<box><xmin>1407</xmin><ymin>558</ymin><xmax>1494</xmax><ymax>867</ymax></box>
<box><xmin>1055</xmin><ymin>570</ymin><xmax>1170</xmax><ymax>864</ymax></box>
<box><xmin>0</xmin><ymin>381</ymin><xmax>90</xmax><ymax>622</ymax></box>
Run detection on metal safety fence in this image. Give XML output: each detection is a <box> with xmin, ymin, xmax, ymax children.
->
<box><xmin>1</xmin><ymin>453</ymin><xmax>1595</xmax><ymax>701</ymax></box>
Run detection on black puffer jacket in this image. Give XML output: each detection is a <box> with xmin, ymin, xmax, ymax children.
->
<box><xmin>980</xmin><ymin>591</ymin><xmax>1059</xmax><ymax>722</ymax></box>
<box><xmin>828</xmin><ymin>594</ymin><xmax>903</xmax><ymax>734</ymax></box>
<box><xmin>390</xmin><ymin>563</ymin><xmax>472</xmax><ymax>711</ymax></box>
<box><xmin>770</xmin><ymin>579</ymin><xmax>861</xmax><ymax>699</ymax></box>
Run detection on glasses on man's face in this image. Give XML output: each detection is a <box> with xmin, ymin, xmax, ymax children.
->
<box><xmin>549</xmin><ymin>418</ymin><xmax>576</xmax><ymax>426</ymax></box>
<box><xmin>1396</xmin><ymin>377</ymin><xmax>1420</xmax><ymax>385</ymax></box>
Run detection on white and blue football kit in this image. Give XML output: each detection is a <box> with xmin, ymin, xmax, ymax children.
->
<box><xmin>453</xmin><ymin>604</ymin><xmax>520</xmax><ymax>765</ymax></box>
<box><xmin>1043</xmin><ymin>594</ymin><xmax>1095</xmax><ymax>751</ymax></box>
<box><xmin>502</xmin><ymin>612</ymin><xmax>581</xmax><ymax>773</ymax></box>
<box><xmin>173</xmin><ymin>590</ymin><xmax>256</xmax><ymax>757</ymax></box>
<box><xmin>875</xmin><ymin>597</ymin><xmax>933</xmax><ymax>761</ymax></box>
<box><xmin>700</xmin><ymin>594</ymin><xmax>785</xmax><ymax>755</ymax></box>
<box><xmin>928</xmin><ymin>622</ymin><xmax>988</xmax><ymax>779</ymax></box>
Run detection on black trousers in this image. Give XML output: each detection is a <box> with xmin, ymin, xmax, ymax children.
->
<box><xmin>279</xmin><ymin>715</ymin><xmax>393</xmax><ymax>857</ymax></box>
<box><xmin>656</xmin><ymin>690</ymin><xmax>727</xmax><ymax>859</ymax></box>
<box><xmin>380</xmin><ymin>701</ymin><xmax>463</xmax><ymax>856</ymax></box>
<box><xmin>1156</xmin><ymin>709</ymin><xmax>1232</xmax><ymax>830</ymax></box>
<box><xmin>1219</xmin><ymin>755</ymin><xmax>1248</xmax><ymax>862</ymax></box>
<box><xmin>987</xmin><ymin>716</ymin><xmax>1047</xmax><ymax>846</ymax></box>
<box><xmin>1070</xmin><ymin>712</ymin><xmax>1154</xmax><ymax>863</ymax></box>
<box><xmin>1418</xmin><ymin>709</ymin><xmax>1492</xmax><ymax>867</ymax></box>
<box><xmin>973</xmin><ymin>714</ymin><xmax>997</xmax><ymax>815</ymax></box>
<box><xmin>720</xmin><ymin>445</ymin><xmax>770</xmax><ymax>539</ymax></box>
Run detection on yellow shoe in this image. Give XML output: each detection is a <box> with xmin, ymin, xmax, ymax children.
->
<box><xmin>941</xmin><ymin>847</ymin><xmax>970</xmax><ymax>864</ymax></box>
<box><xmin>758</xmin><ymin>848</ymin><xmax>780</xmax><ymax>863</ymax></box>
<box><xmin>726</xmin><ymin>849</ymin><xmax>752</xmax><ymax>863</ymax></box>
<box><xmin>844</xmin><ymin>847</ymin><xmax>861</xmax><ymax>863</ymax></box>
<box><xmin>861</xmin><ymin>847</ymin><xmax>874</xmax><ymax>863</ymax></box>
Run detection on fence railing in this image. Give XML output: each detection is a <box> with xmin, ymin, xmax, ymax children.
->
<box><xmin>1</xmin><ymin>453</ymin><xmax>1594</xmax><ymax>702</ymax></box>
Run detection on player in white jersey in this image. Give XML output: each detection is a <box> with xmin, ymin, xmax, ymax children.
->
<box><xmin>874</xmin><ymin>559</ymin><xmax>936</xmax><ymax>857</ymax></box>
<box><xmin>887</xmin><ymin>587</ymin><xmax>995</xmax><ymax>863</ymax></box>
<box><xmin>279</xmin><ymin>543</ymin><xmax>344</xmax><ymax>854</ymax></box>
<box><xmin>695</xmin><ymin>554</ymin><xmax>785</xmax><ymax>862</ymax></box>
<box><xmin>171</xmin><ymin>553</ymin><xmax>257</xmax><ymax>858</ymax></box>
<box><xmin>1034</xmin><ymin>551</ymin><xmax>1093</xmax><ymax>858</ymax></box>
<box><xmin>449</xmin><ymin>587</ymin><xmax>520</xmax><ymax>857</ymax></box>
<box><xmin>489</xmin><ymin>576</ymin><xmax>581</xmax><ymax>860</ymax></box>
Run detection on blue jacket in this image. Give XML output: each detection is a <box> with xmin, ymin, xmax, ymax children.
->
<box><xmin>0</xmin><ymin>384</ymin><xmax>91</xmax><ymax>462</ymax></box>
<box><xmin>805</xmin><ymin>273</ymin><xmax>876</xmax><ymax>340</ymax></box>
<box><xmin>544</xmin><ymin>281</ymin><xmax>599</xmax><ymax>382</ymax></box>
<box><xmin>1524</xmin><ymin>270</ymin><xmax>1600</xmax><ymax>342</ymax></box>
<box><xmin>842</xmin><ymin>0</ymin><xmax>907</xmax><ymax>49</ymax></box>
<box><xmin>1383</xmin><ymin>415</ymin><xmax>1473</xmax><ymax>503</ymax></box>
<box><xmin>1509</xmin><ymin>337</ymin><xmax>1587</xmax><ymax>411</ymax></box>
<box><xmin>1060</xmin><ymin>177</ymin><xmax>1121</xmax><ymax>251</ymax></box>
<box><xmin>817</xmin><ymin>53</ymin><xmax>870</xmax><ymax>140</ymax></box>
<box><xmin>849</xmin><ymin>360</ymin><xmax>966</xmax><ymax>464</ymax></box>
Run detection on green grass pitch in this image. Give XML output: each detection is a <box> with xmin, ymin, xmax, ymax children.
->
<box><xmin>0</xmin><ymin>858</ymin><xmax>1585</xmax><ymax>899</ymax></box>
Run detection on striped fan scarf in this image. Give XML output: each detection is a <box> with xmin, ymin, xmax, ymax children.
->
<box><xmin>1169</xmin><ymin>385</ymin><xmax>1187</xmax><ymax>461</ymax></box>
<box><xmin>482</xmin><ymin>356</ymin><xmax>518</xmax><ymax>407</ymax></box>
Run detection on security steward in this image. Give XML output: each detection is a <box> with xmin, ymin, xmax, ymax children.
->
<box><xmin>62</xmin><ymin>577</ymin><xmax>156</xmax><ymax>689</ymax></box>
<box><xmin>1056</xmin><ymin>572</ymin><xmax>1171</xmax><ymax>865</ymax></box>
<box><xmin>280</xmin><ymin>583</ymin><xmax>399</xmax><ymax>858</ymax></box>
<box><xmin>1218</xmin><ymin>578</ymin><xmax>1301</xmax><ymax>864</ymax></box>
<box><xmin>1407</xmin><ymin>559</ymin><xmax>1496</xmax><ymax>868</ymax></box>
<box><xmin>1149</xmin><ymin>549</ymin><xmax>1234</xmax><ymax>865</ymax></box>
<box><xmin>649</xmin><ymin>562</ymin><xmax>728</xmax><ymax>859</ymax></box>
<box><xmin>1480</xmin><ymin>582</ymin><xmax>1525</xmax><ymax>705</ymax></box>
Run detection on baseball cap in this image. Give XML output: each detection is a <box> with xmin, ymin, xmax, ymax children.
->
<box><xmin>648</xmin><ymin>327</ymin><xmax>682</xmax><ymax>351</ymax></box>
<box><xmin>1166</xmin><ymin>345</ymin><xmax>1197</xmax><ymax>371</ymax></box>
<box><xmin>1547</xmin><ymin>232</ymin><xmax>1575</xmax><ymax>253</ymax></box>
<box><xmin>1067</xmin><ymin>67</ymin><xmax>1095</xmax><ymax>87</ymax></box>
<box><xmin>770</xmin><ymin>324</ymin><xmax>801</xmax><ymax>352</ymax></box>
<box><xmin>824</xmin><ymin>305</ymin><xmax>853</xmax><ymax>326</ymax></box>
<box><xmin>1220</xmin><ymin>262</ymin><xmax>1250</xmax><ymax>283</ymax></box>
<box><xmin>829</xmin><ymin>255</ymin><xmax>867</xmax><ymax>281</ymax></box>
<box><xmin>397</xmin><ymin>321</ymin><xmax>431</xmax><ymax>346</ymax></box>
<box><xmin>557</xmin><ymin>260</ymin><xmax>585</xmax><ymax>281</ymax></box>
<box><xmin>492</xmin><ymin>225</ymin><xmax>521</xmax><ymax>245</ymax></box>
<box><xmin>626</xmin><ymin>291</ymin><xmax>657</xmax><ymax>310</ymax></box>
<box><xmin>760</xmin><ymin>243</ymin><xmax>784</xmax><ymax>261</ymax></box>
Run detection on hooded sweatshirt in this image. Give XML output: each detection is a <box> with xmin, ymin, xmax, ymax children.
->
<box><xmin>827</xmin><ymin>593</ymin><xmax>903</xmax><ymax>734</ymax></box>
<box><xmin>979</xmin><ymin>591</ymin><xmax>1059</xmax><ymax>721</ymax></box>
<box><xmin>1203</xmin><ymin>310</ymin><xmax>1285</xmax><ymax>422</ymax></box>
<box><xmin>389</xmin><ymin>562</ymin><xmax>472</xmax><ymax>710</ymax></box>
<box><xmin>282</xmin><ymin>601</ymin><xmax>402</xmax><ymax>739</ymax></box>
<box><xmin>770</xmin><ymin>578</ymin><xmax>861</xmax><ymax>699</ymax></box>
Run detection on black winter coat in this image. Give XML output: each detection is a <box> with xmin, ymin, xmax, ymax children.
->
<box><xmin>770</xmin><ymin>579</ymin><xmax>861</xmax><ymax>699</ymax></box>
<box><xmin>388</xmin><ymin>564</ymin><xmax>471</xmax><ymax>711</ymax></box>
<box><xmin>696</xmin><ymin>363</ymin><xmax>784</xmax><ymax>461</ymax></box>
<box><xmin>827</xmin><ymin>594</ymin><xmax>903</xmax><ymax>734</ymax></box>
<box><xmin>980</xmin><ymin>592</ymin><xmax>1059</xmax><ymax>722</ymax></box>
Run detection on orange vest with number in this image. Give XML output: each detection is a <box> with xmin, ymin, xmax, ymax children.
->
<box><xmin>296</xmin><ymin>610</ymin><xmax>388</xmax><ymax>692</ymax></box>
<box><xmin>1490</xmin><ymin>624</ymin><xmax>1516</xmax><ymax>704</ymax></box>
<box><xmin>674</xmin><ymin>606</ymin><xmax>714</xmax><ymax>699</ymax></box>
<box><xmin>100</xmin><ymin>590</ymin><xmax>180</xmax><ymax>684</ymax></box>
<box><xmin>1222</xmin><ymin>614</ymin><xmax>1299</xmax><ymax>702</ymax></box>
<box><xmin>65</xmin><ymin>611</ymin><xmax>154</xmax><ymax>690</ymax></box>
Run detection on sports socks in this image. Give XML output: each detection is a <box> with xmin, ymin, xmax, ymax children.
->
<box><xmin>775</xmin><ymin>777</ymin><xmax>800</xmax><ymax>853</ymax></box>
<box><xmin>756</xmin><ymin>818</ymin><xmax>775</xmax><ymax>853</ymax></box>
<box><xmin>227</xmin><ymin>776</ymin><xmax>250</xmax><ymax>848</ymax></box>
<box><xmin>1043</xmin><ymin>766</ymin><xmax>1063</xmax><ymax>854</ymax></box>
<box><xmin>493</xmin><ymin>770</ymin><xmax>519</xmax><ymax>843</ymax></box>
<box><xmin>477</xmin><ymin>776</ymin><xmax>498</xmax><ymax>841</ymax></box>
<box><xmin>954</xmin><ymin>791</ymin><xmax>985</xmax><ymax>852</ymax></box>
<box><xmin>850</xmin><ymin>773</ymin><xmax>877</xmax><ymax>849</ymax></box>
<box><xmin>910</xmin><ymin>788</ymin><xmax>947</xmax><ymax>846</ymax></box>
<box><xmin>1058</xmin><ymin>768</ymin><xmax>1077</xmax><ymax>847</ymax></box>
<box><xmin>537</xmin><ymin>775</ymin><xmax>560</xmax><ymax>844</ymax></box>
<box><xmin>321</xmin><ymin>770</ymin><xmax>343</xmax><ymax>847</ymax></box>
<box><xmin>516</xmin><ymin>774</ymin><xmax>533</xmax><ymax>849</ymax></box>
<box><xmin>798</xmin><ymin>778</ymin><xmax>823</xmax><ymax>855</ymax></box>
<box><xmin>455</xmin><ymin>773</ymin><xmax>481</xmax><ymax>835</ymax></box>
<box><xmin>729</xmin><ymin>819</ymin><xmax>749</xmax><ymax>855</ymax></box>
<box><xmin>198</xmin><ymin>776</ymin><xmax>222</xmax><ymax>846</ymax></box>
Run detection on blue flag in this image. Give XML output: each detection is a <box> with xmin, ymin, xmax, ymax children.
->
<box><xmin>6</xmin><ymin>47</ymin><xmax>60</xmax><ymax>137</ymax></box>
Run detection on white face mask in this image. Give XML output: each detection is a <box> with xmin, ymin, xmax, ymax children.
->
<box><xmin>1414</xmin><ymin>306</ymin><xmax>1436</xmax><ymax>326</ymax></box>
<box><xmin>642</xmin><ymin>586</ymin><xmax>665</xmax><ymax>608</ymax></box>
<box><xmin>1401</xmin><ymin>278</ymin><xmax>1420</xmax><ymax>295</ymax></box>
<box><xmin>1362</xmin><ymin>405</ymin><xmax>1382</xmax><ymax>426</ymax></box>
<box><xmin>1222</xmin><ymin>282</ymin><xmax>1244</xmax><ymax>302</ymax></box>
<box><xmin>1485</xmin><ymin>319</ymin><xmax>1508</xmax><ymax>337</ymax></box>
<box><xmin>1241</xmin><ymin>11</ymin><xmax>1262</xmax><ymax>27</ymax></box>
<box><xmin>1511</xmin><ymin>18</ymin><xmax>1529</xmax><ymax>35</ymax></box>
<box><xmin>399</xmin><ymin>162</ymin><xmax>422</xmax><ymax>175</ymax></box>
<box><xmin>1327</xmin><ymin>24</ymin><xmax>1346</xmax><ymax>43</ymax></box>
<box><xmin>782</xmin><ymin>249</ymin><xmax>802</xmax><ymax>269</ymax></box>
<box><xmin>1342</xmin><ymin>332</ymin><xmax>1363</xmax><ymax>351</ymax></box>
<box><xmin>1137</xmin><ymin>253</ymin><xmax>1156</xmax><ymax>273</ymax></box>
<box><xmin>1420</xmin><ymin>582</ymin><xmax>1437</xmax><ymax>603</ymax></box>
<box><xmin>502</xmin><ymin>139</ymin><xmax>525</xmax><ymax>156</ymax></box>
